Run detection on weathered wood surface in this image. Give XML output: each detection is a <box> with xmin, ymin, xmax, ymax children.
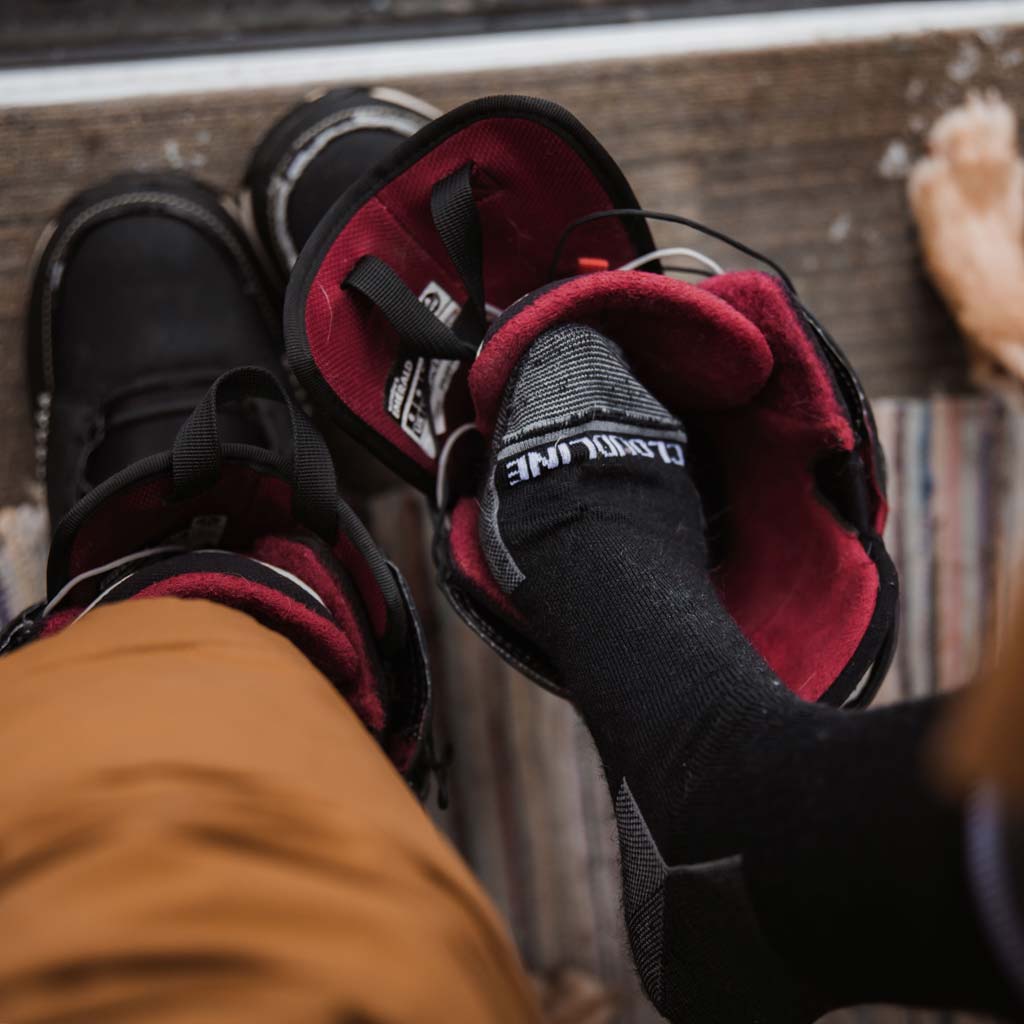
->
<box><xmin>0</xmin><ymin>0</ymin><xmax>904</xmax><ymax>65</ymax></box>
<box><xmin>1</xmin><ymin>24</ymin><xmax>1019</xmax><ymax>505</ymax></box>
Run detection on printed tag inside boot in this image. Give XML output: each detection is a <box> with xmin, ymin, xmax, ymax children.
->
<box><xmin>385</xmin><ymin>282</ymin><xmax>463</xmax><ymax>460</ymax></box>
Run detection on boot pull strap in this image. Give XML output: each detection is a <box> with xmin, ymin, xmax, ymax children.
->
<box><xmin>171</xmin><ymin>366</ymin><xmax>339</xmax><ymax>540</ymax></box>
<box><xmin>430</xmin><ymin>162</ymin><xmax>487</xmax><ymax>339</ymax></box>
<box><xmin>344</xmin><ymin>256</ymin><xmax>477</xmax><ymax>361</ymax></box>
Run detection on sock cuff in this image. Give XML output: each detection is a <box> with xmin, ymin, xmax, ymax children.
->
<box><xmin>496</xmin><ymin>323</ymin><xmax>683</xmax><ymax>448</ymax></box>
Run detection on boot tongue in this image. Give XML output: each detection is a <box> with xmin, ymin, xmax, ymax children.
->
<box><xmin>84</xmin><ymin>374</ymin><xmax>280</xmax><ymax>488</ymax></box>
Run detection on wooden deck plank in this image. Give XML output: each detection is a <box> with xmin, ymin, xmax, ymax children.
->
<box><xmin>1</xmin><ymin>23</ymin><xmax>1018</xmax><ymax>504</ymax></box>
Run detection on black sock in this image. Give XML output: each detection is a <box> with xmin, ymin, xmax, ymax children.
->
<box><xmin>480</xmin><ymin>322</ymin><xmax>1020</xmax><ymax>1022</ymax></box>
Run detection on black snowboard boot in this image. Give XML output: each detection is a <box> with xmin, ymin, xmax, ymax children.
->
<box><xmin>12</xmin><ymin>173</ymin><xmax>431</xmax><ymax>787</ymax></box>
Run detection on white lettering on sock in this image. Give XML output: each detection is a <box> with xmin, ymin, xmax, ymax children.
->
<box><xmin>505</xmin><ymin>432</ymin><xmax>686</xmax><ymax>485</ymax></box>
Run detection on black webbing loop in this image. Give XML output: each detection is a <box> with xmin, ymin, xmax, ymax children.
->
<box><xmin>344</xmin><ymin>255</ymin><xmax>476</xmax><ymax>361</ymax></box>
<box><xmin>171</xmin><ymin>366</ymin><xmax>338</xmax><ymax>539</ymax></box>
<box><xmin>430</xmin><ymin>162</ymin><xmax>486</xmax><ymax>334</ymax></box>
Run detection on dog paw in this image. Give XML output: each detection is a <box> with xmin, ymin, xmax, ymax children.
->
<box><xmin>910</xmin><ymin>90</ymin><xmax>1023</xmax><ymax>218</ymax></box>
<box><xmin>908</xmin><ymin>93</ymin><xmax>1024</xmax><ymax>392</ymax></box>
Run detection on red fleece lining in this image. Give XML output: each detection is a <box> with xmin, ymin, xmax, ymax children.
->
<box><xmin>690</xmin><ymin>273</ymin><xmax>876</xmax><ymax>697</ymax></box>
<box><xmin>67</xmin><ymin>469</ymin><xmax>291</xmax><ymax>577</ymax></box>
<box><xmin>131</xmin><ymin>575</ymin><xmax>384</xmax><ymax>732</ymax></box>
<box><xmin>304</xmin><ymin>118</ymin><xmax>641</xmax><ymax>475</ymax></box>
<box><xmin>305</xmin><ymin>194</ymin><xmax>466</xmax><ymax>472</ymax></box>
<box><xmin>331</xmin><ymin>531</ymin><xmax>386</xmax><ymax>637</ymax></box>
<box><xmin>250</xmin><ymin>535</ymin><xmax>383</xmax><ymax>723</ymax></box>
<box><xmin>704</xmin><ymin>413</ymin><xmax>876</xmax><ymax>698</ymax></box>
<box><xmin>42</xmin><ymin>539</ymin><xmax>392</xmax><ymax>755</ymax></box>
<box><xmin>451</xmin><ymin>270</ymin><xmax>879</xmax><ymax>700</ymax></box>
<box><xmin>700</xmin><ymin>273</ymin><xmax>853</xmax><ymax>449</ymax></box>
<box><xmin>470</xmin><ymin>272</ymin><xmax>775</xmax><ymax>432</ymax></box>
<box><xmin>704</xmin><ymin>272</ymin><xmax>888</xmax><ymax>535</ymax></box>
<box><xmin>64</xmin><ymin>464</ymin><xmax>388</xmax><ymax>640</ymax></box>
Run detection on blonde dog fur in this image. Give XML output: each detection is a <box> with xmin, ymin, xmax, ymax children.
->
<box><xmin>910</xmin><ymin>91</ymin><xmax>1024</xmax><ymax>396</ymax></box>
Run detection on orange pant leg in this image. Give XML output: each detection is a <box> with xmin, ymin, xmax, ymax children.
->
<box><xmin>0</xmin><ymin>598</ymin><xmax>541</xmax><ymax>1023</ymax></box>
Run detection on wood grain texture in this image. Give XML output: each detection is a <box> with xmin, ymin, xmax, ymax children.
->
<box><xmin>1</xmin><ymin>24</ymin><xmax>1018</xmax><ymax>506</ymax></box>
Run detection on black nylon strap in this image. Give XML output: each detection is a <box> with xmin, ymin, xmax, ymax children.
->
<box><xmin>344</xmin><ymin>255</ymin><xmax>475</xmax><ymax>361</ymax></box>
<box><xmin>171</xmin><ymin>365</ymin><xmax>338</xmax><ymax>540</ymax></box>
<box><xmin>430</xmin><ymin>162</ymin><xmax>486</xmax><ymax>334</ymax></box>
